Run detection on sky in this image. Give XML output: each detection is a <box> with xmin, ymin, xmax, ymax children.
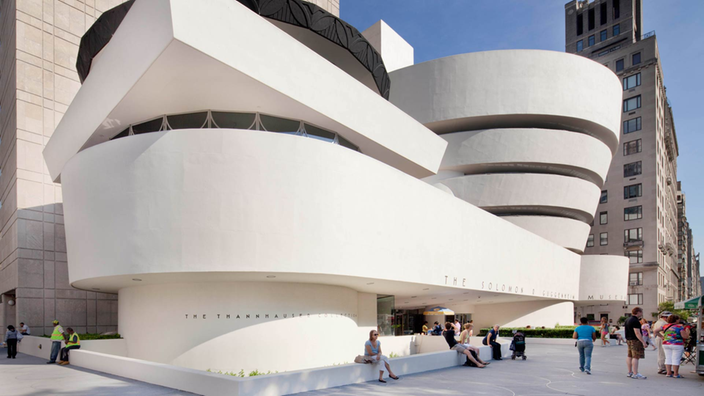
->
<box><xmin>342</xmin><ymin>0</ymin><xmax>704</xmax><ymax>277</ymax></box>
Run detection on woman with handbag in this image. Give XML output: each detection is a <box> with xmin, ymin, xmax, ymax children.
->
<box><xmin>364</xmin><ymin>330</ymin><xmax>400</xmax><ymax>383</ymax></box>
<box><xmin>661</xmin><ymin>315</ymin><xmax>690</xmax><ymax>378</ymax></box>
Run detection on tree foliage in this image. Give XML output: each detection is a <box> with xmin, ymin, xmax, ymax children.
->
<box><xmin>652</xmin><ymin>301</ymin><xmax>691</xmax><ymax>321</ymax></box>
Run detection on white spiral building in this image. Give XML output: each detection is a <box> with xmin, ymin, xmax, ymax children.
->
<box><xmin>43</xmin><ymin>0</ymin><xmax>628</xmax><ymax>374</ymax></box>
<box><xmin>390</xmin><ymin>50</ymin><xmax>621</xmax><ymax>254</ymax></box>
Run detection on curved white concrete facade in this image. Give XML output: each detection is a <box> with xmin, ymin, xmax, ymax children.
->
<box><xmin>119</xmin><ymin>282</ymin><xmax>374</xmax><ymax>373</ymax></box>
<box><xmin>392</xmin><ymin>50</ymin><xmax>622</xmax><ymax>251</ymax></box>
<box><xmin>439</xmin><ymin>129</ymin><xmax>613</xmax><ymax>185</ymax></box>
<box><xmin>61</xmin><ymin>129</ymin><xmax>581</xmax><ymax>297</ymax></box>
<box><xmin>502</xmin><ymin>216</ymin><xmax>591</xmax><ymax>254</ymax></box>
<box><xmin>437</xmin><ymin>173</ymin><xmax>601</xmax><ymax>223</ymax></box>
<box><xmin>389</xmin><ymin>50</ymin><xmax>622</xmax><ymax>153</ymax></box>
<box><xmin>45</xmin><ymin>0</ymin><xmax>629</xmax><ymax>376</ymax></box>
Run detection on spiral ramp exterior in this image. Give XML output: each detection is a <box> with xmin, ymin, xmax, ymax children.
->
<box><xmin>390</xmin><ymin>50</ymin><xmax>622</xmax><ymax>254</ymax></box>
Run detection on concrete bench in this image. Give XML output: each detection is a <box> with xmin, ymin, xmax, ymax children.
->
<box><xmin>69</xmin><ymin>348</ymin><xmax>473</xmax><ymax>396</ymax></box>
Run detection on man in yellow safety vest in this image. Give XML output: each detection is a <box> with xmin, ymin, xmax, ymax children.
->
<box><xmin>58</xmin><ymin>328</ymin><xmax>80</xmax><ymax>365</ymax></box>
<box><xmin>47</xmin><ymin>320</ymin><xmax>65</xmax><ymax>364</ymax></box>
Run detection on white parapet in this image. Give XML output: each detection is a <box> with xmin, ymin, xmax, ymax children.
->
<box><xmin>389</xmin><ymin>50</ymin><xmax>622</xmax><ymax>153</ymax></box>
<box><xmin>438</xmin><ymin>128</ymin><xmax>613</xmax><ymax>186</ymax></box>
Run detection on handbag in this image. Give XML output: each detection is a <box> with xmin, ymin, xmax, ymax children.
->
<box><xmin>354</xmin><ymin>355</ymin><xmax>373</xmax><ymax>364</ymax></box>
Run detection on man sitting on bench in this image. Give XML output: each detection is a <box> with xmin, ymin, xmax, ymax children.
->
<box><xmin>444</xmin><ymin>322</ymin><xmax>485</xmax><ymax>368</ymax></box>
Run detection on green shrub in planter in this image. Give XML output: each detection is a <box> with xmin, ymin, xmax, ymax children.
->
<box><xmin>477</xmin><ymin>328</ymin><xmax>575</xmax><ymax>338</ymax></box>
<box><xmin>41</xmin><ymin>333</ymin><xmax>121</xmax><ymax>340</ymax></box>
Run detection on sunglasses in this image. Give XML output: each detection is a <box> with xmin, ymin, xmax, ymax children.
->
<box><xmin>372</xmin><ymin>333</ymin><xmax>379</xmax><ymax>336</ymax></box>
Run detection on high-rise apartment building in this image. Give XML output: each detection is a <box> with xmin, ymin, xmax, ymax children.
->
<box><xmin>565</xmin><ymin>0</ymin><xmax>681</xmax><ymax>321</ymax></box>
<box><xmin>676</xmin><ymin>184</ymin><xmax>700</xmax><ymax>300</ymax></box>
<box><xmin>0</xmin><ymin>0</ymin><xmax>339</xmax><ymax>335</ymax></box>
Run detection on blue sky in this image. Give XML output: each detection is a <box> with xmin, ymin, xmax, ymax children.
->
<box><xmin>342</xmin><ymin>0</ymin><xmax>704</xmax><ymax>276</ymax></box>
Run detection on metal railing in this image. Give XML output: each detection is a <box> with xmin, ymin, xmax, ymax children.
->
<box><xmin>642</xmin><ymin>30</ymin><xmax>655</xmax><ymax>40</ymax></box>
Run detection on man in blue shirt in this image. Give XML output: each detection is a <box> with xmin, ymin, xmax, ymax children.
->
<box><xmin>573</xmin><ymin>317</ymin><xmax>597</xmax><ymax>374</ymax></box>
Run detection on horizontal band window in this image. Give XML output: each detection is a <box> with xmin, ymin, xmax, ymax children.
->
<box><xmin>111</xmin><ymin>111</ymin><xmax>358</xmax><ymax>151</ymax></box>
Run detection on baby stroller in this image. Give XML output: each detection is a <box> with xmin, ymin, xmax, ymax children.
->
<box><xmin>510</xmin><ymin>330</ymin><xmax>527</xmax><ymax>360</ymax></box>
<box><xmin>680</xmin><ymin>324</ymin><xmax>697</xmax><ymax>366</ymax></box>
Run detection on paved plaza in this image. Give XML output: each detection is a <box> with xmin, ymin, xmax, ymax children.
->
<box><xmin>2</xmin><ymin>343</ymin><xmax>702</xmax><ymax>395</ymax></box>
<box><xmin>301</xmin><ymin>343</ymin><xmax>704</xmax><ymax>396</ymax></box>
<box><xmin>0</xmin><ymin>351</ymin><xmax>193</xmax><ymax>396</ymax></box>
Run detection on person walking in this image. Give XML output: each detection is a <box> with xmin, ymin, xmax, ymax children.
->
<box><xmin>482</xmin><ymin>324</ymin><xmax>502</xmax><ymax>360</ymax></box>
<box><xmin>364</xmin><ymin>330</ymin><xmax>399</xmax><ymax>383</ymax></box>
<box><xmin>624</xmin><ymin>307</ymin><xmax>647</xmax><ymax>379</ymax></box>
<box><xmin>652</xmin><ymin>311</ymin><xmax>671</xmax><ymax>374</ymax></box>
<box><xmin>640</xmin><ymin>318</ymin><xmax>656</xmax><ymax>351</ymax></box>
<box><xmin>47</xmin><ymin>320</ymin><xmax>65</xmax><ymax>364</ymax></box>
<box><xmin>599</xmin><ymin>317</ymin><xmax>610</xmax><ymax>346</ymax></box>
<box><xmin>4</xmin><ymin>325</ymin><xmax>19</xmax><ymax>359</ymax></box>
<box><xmin>58</xmin><ymin>328</ymin><xmax>81</xmax><ymax>365</ymax></box>
<box><xmin>661</xmin><ymin>314</ymin><xmax>690</xmax><ymax>378</ymax></box>
<box><xmin>573</xmin><ymin>317</ymin><xmax>596</xmax><ymax>374</ymax></box>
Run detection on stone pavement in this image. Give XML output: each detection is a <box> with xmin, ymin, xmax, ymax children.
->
<box><xmin>0</xmin><ymin>350</ymin><xmax>194</xmax><ymax>396</ymax></box>
<box><xmin>2</xmin><ymin>343</ymin><xmax>702</xmax><ymax>395</ymax></box>
<box><xmin>300</xmin><ymin>342</ymin><xmax>704</xmax><ymax>395</ymax></box>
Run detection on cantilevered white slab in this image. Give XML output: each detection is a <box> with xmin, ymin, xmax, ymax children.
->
<box><xmin>62</xmin><ymin>129</ymin><xmax>581</xmax><ymax>299</ymax></box>
<box><xmin>43</xmin><ymin>0</ymin><xmax>446</xmax><ymax>181</ymax></box>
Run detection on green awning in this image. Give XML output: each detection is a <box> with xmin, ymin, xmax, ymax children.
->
<box><xmin>674</xmin><ymin>295</ymin><xmax>704</xmax><ymax>309</ymax></box>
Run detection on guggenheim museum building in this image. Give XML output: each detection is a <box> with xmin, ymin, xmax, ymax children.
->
<box><xmin>43</xmin><ymin>0</ymin><xmax>628</xmax><ymax>373</ymax></box>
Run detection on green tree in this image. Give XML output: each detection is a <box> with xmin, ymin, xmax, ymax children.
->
<box><xmin>652</xmin><ymin>301</ymin><xmax>691</xmax><ymax>321</ymax></box>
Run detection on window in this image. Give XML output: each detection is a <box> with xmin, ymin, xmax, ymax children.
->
<box><xmin>600</xmin><ymin>211</ymin><xmax>608</xmax><ymax>225</ymax></box>
<box><xmin>626</xmin><ymin>250</ymin><xmax>643</xmax><ymax>264</ymax></box>
<box><xmin>614</xmin><ymin>0</ymin><xmax>620</xmax><ymax>19</ymax></box>
<box><xmin>613</xmin><ymin>24</ymin><xmax>620</xmax><ymax>36</ymax></box>
<box><xmin>576</xmin><ymin>40</ymin><xmax>583</xmax><ymax>52</ymax></box>
<box><xmin>600</xmin><ymin>232</ymin><xmax>608</xmax><ymax>246</ymax></box>
<box><xmin>588</xmin><ymin>8</ymin><xmax>595</xmax><ymax>30</ymax></box>
<box><xmin>577</xmin><ymin>13</ymin><xmax>584</xmax><ymax>36</ymax></box>
<box><xmin>624</xmin><ymin>206</ymin><xmax>643</xmax><ymax>221</ymax></box>
<box><xmin>615</xmin><ymin>59</ymin><xmax>624</xmax><ymax>72</ymax></box>
<box><xmin>587</xmin><ymin>234</ymin><xmax>595</xmax><ymax>247</ymax></box>
<box><xmin>600</xmin><ymin>2</ymin><xmax>608</xmax><ymax>25</ymax></box>
<box><xmin>632</xmin><ymin>52</ymin><xmax>641</xmax><ymax>65</ymax></box>
<box><xmin>629</xmin><ymin>273</ymin><xmax>643</xmax><ymax>286</ymax></box>
<box><xmin>623</xmin><ymin>117</ymin><xmax>642</xmax><ymax>134</ymax></box>
<box><xmin>623</xmin><ymin>161</ymin><xmax>642</xmax><ymax>177</ymax></box>
<box><xmin>623</xmin><ymin>139</ymin><xmax>642</xmax><ymax>155</ymax></box>
<box><xmin>599</xmin><ymin>190</ymin><xmax>607</xmax><ymax>203</ymax></box>
<box><xmin>623</xmin><ymin>95</ymin><xmax>641</xmax><ymax>112</ymax></box>
<box><xmin>623</xmin><ymin>73</ymin><xmax>641</xmax><ymax>90</ymax></box>
<box><xmin>624</xmin><ymin>227</ymin><xmax>643</xmax><ymax>242</ymax></box>
<box><xmin>628</xmin><ymin>294</ymin><xmax>643</xmax><ymax>305</ymax></box>
<box><xmin>588</xmin><ymin>35</ymin><xmax>595</xmax><ymax>46</ymax></box>
<box><xmin>600</xmin><ymin>29</ymin><xmax>607</xmax><ymax>41</ymax></box>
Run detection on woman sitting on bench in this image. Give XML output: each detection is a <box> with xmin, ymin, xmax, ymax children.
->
<box><xmin>364</xmin><ymin>330</ymin><xmax>400</xmax><ymax>383</ymax></box>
